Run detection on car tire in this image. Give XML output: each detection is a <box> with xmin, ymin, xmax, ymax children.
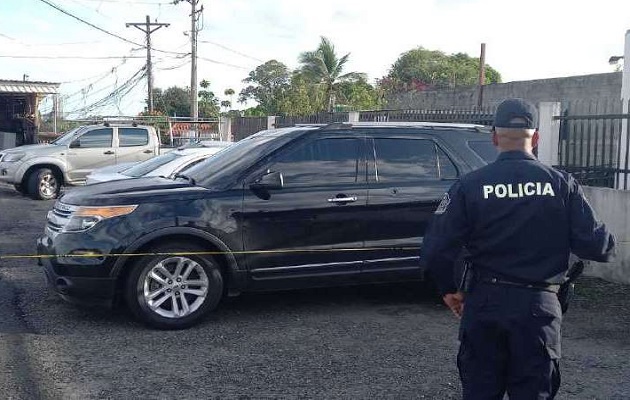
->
<box><xmin>27</xmin><ymin>168</ymin><xmax>60</xmax><ymax>200</ymax></box>
<box><xmin>124</xmin><ymin>242</ymin><xmax>223</xmax><ymax>330</ymax></box>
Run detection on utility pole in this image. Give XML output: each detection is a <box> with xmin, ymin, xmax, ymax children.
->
<box><xmin>126</xmin><ymin>15</ymin><xmax>169</xmax><ymax>113</ymax></box>
<box><xmin>189</xmin><ymin>0</ymin><xmax>202</xmax><ymax>129</ymax></box>
<box><xmin>477</xmin><ymin>43</ymin><xmax>486</xmax><ymax>108</ymax></box>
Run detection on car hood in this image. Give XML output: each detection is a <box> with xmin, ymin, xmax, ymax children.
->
<box><xmin>59</xmin><ymin>176</ymin><xmax>210</xmax><ymax>206</ymax></box>
<box><xmin>1</xmin><ymin>143</ymin><xmax>62</xmax><ymax>157</ymax></box>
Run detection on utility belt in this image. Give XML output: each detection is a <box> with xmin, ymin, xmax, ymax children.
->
<box><xmin>476</xmin><ymin>275</ymin><xmax>560</xmax><ymax>293</ymax></box>
<box><xmin>459</xmin><ymin>263</ymin><xmax>560</xmax><ymax>294</ymax></box>
<box><xmin>459</xmin><ymin>261</ymin><xmax>585</xmax><ymax>314</ymax></box>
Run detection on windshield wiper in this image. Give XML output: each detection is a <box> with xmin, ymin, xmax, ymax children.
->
<box><xmin>173</xmin><ymin>173</ymin><xmax>196</xmax><ymax>185</ymax></box>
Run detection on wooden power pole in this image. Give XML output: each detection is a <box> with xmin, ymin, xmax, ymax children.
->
<box><xmin>478</xmin><ymin>43</ymin><xmax>486</xmax><ymax>108</ymax></box>
<box><xmin>126</xmin><ymin>15</ymin><xmax>169</xmax><ymax>113</ymax></box>
<box><xmin>189</xmin><ymin>0</ymin><xmax>203</xmax><ymax>128</ymax></box>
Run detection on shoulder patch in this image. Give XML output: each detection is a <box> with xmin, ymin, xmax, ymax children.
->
<box><xmin>434</xmin><ymin>193</ymin><xmax>451</xmax><ymax>215</ymax></box>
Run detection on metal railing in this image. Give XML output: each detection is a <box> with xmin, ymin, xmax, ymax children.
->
<box><xmin>554</xmin><ymin>99</ymin><xmax>630</xmax><ymax>189</ymax></box>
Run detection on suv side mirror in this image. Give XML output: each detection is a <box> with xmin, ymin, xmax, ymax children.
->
<box><xmin>250</xmin><ymin>171</ymin><xmax>284</xmax><ymax>191</ymax></box>
<box><xmin>69</xmin><ymin>139</ymin><xmax>80</xmax><ymax>148</ymax></box>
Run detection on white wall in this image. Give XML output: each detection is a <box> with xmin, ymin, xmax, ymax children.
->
<box><xmin>582</xmin><ymin>187</ymin><xmax>630</xmax><ymax>284</ymax></box>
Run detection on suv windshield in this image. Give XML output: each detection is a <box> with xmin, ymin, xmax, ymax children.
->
<box><xmin>51</xmin><ymin>126</ymin><xmax>88</xmax><ymax>146</ymax></box>
<box><xmin>123</xmin><ymin>152</ymin><xmax>182</xmax><ymax>177</ymax></box>
<box><xmin>184</xmin><ymin>130</ymin><xmax>299</xmax><ymax>186</ymax></box>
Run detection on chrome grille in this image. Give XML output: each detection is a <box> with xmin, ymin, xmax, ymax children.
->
<box><xmin>46</xmin><ymin>202</ymin><xmax>77</xmax><ymax>233</ymax></box>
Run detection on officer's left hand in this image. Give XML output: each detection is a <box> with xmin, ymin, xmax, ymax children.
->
<box><xmin>443</xmin><ymin>291</ymin><xmax>465</xmax><ymax>318</ymax></box>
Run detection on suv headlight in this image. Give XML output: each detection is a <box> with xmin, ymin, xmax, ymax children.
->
<box><xmin>64</xmin><ymin>205</ymin><xmax>138</xmax><ymax>232</ymax></box>
<box><xmin>2</xmin><ymin>152</ymin><xmax>25</xmax><ymax>162</ymax></box>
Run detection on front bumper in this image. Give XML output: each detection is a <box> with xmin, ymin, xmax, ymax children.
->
<box><xmin>37</xmin><ymin>236</ymin><xmax>117</xmax><ymax>307</ymax></box>
<box><xmin>0</xmin><ymin>161</ymin><xmax>20</xmax><ymax>184</ymax></box>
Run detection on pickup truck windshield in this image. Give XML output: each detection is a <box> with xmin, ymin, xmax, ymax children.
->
<box><xmin>51</xmin><ymin>126</ymin><xmax>88</xmax><ymax>146</ymax></box>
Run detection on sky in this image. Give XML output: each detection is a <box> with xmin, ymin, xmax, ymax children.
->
<box><xmin>1</xmin><ymin>0</ymin><xmax>629</xmax><ymax>118</ymax></box>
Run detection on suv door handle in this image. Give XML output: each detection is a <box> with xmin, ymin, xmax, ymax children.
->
<box><xmin>327</xmin><ymin>196</ymin><xmax>358</xmax><ymax>203</ymax></box>
<box><xmin>103</xmin><ymin>151</ymin><xmax>115</xmax><ymax>155</ymax></box>
<box><xmin>143</xmin><ymin>150</ymin><xmax>153</xmax><ymax>154</ymax></box>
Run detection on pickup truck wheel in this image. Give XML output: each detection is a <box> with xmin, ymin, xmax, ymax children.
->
<box><xmin>27</xmin><ymin>168</ymin><xmax>60</xmax><ymax>200</ymax></box>
<box><xmin>125</xmin><ymin>243</ymin><xmax>223</xmax><ymax>330</ymax></box>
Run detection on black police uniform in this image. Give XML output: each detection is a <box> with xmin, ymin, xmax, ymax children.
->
<box><xmin>421</xmin><ymin>150</ymin><xmax>615</xmax><ymax>399</ymax></box>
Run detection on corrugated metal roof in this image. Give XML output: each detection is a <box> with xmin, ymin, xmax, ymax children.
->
<box><xmin>0</xmin><ymin>80</ymin><xmax>60</xmax><ymax>94</ymax></box>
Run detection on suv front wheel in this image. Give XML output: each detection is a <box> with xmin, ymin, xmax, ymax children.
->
<box><xmin>124</xmin><ymin>242</ymin><xmax>224</xmax><ymax>329</ymax></box>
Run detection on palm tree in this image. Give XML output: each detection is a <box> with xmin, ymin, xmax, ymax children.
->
<box><xmin>298</xmin><ymin>36</ymin><xmax>364</xmax><ymax>112</ymax></box>
<box><xmin>224</xmin><ymin>88</ymin><xmax>235</xmax><ymax>105</ymax></box>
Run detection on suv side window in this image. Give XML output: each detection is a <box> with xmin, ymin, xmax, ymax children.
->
<box><xmin>119</xmin><ymin>127</ymin><xmax>149</xmax><ymax>147</ymax></box>
<box><xmin>373</xmin><ymin>138</ymin><xmax>457</xmax><ymax>181</ymax></box>
<box><xmin>272</xmin><ymin>138</ymin><xmax>360</xmax><ymax>186</ymax></box>
<box><xmin>76</xmin><ymin>128</ymin><xmax>113</xmax><ymax>148</ymax></box>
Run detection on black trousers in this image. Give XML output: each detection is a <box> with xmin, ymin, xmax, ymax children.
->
<box><xmin>458</xmin><ymin>283</ymin><xmax>562</xmax><ymax>399</ymax></box>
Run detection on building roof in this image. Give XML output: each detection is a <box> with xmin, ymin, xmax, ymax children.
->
<box><xmin>0</xmin><ymin>80</ymin><xmax>60</xmax><ymax>94</ymax></box>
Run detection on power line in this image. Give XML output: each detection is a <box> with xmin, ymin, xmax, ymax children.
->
<box><xmin>0</xmin><ymin>55</ymin><xmax>144</xmax><ymax>59</ymax></box>
<box><xmin>197</xmin><ymin>56</ymin><xmax>250</xmax><ymax>70</ymax></box>
<box><xmin>76</xmin><ymin>0</ymin><xmax>172</xmax><ymax>4</ymax></box>
<box><xmin>199</xmin><ymin>39</ymin><xmax>264</xmax><ymax>63</ymax></box>
<box><xmin>37</xmin><ymin>0</ymin><xmax>185</xmax><ymax>56</ymax></box>
<box><xmin>38</xmin><ymin>0</ymin><xmax>145</xmax><ymax>47</ymax></box>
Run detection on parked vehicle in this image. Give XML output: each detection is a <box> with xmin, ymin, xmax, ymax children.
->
<box><xmin>37</xmin><ymin>122</ymin><xmax>497</xmax><ymax>329</ymax></box>
<box><xmin>85</xmin><ymin>141</ymin><xmax>231</xmax><ymax>185</ymax></box>
<box><xmin>0</xmin><ymin>123</ymin><xmax>173</xmax><ymax>200</ymax></box>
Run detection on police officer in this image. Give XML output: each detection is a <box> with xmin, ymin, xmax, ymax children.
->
<box><xmin>421</xmin><ymin>98</ymin><xmax>615</xmax><ymax>399</ymax></box>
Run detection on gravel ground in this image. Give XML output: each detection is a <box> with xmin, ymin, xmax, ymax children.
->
<box><xmin>0</xmin><ymin>182</ymin><xmax>628</xmax><ymax>399</ymax></box>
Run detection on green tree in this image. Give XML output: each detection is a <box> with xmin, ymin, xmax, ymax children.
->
<box><xmin>220</xmin><ymin>100</ymin><xmax>232</xmax><ymax>112</ymax></box>
<box><xmin>152</xmin><ymin>86</ymin><xmax>190</xmax><ymax>117</ymax></box>
<box><xmin>298</xmin><ymin>36</ymin><xmax>364</xmax><ymax>112</ymax></box>
<box><xmin>336</xmin><ymin>76</ymin><xmax>380</xmax><ymax>111</ymax></box>
<box><xmin>278</xmin><ymin>71</ymin><xmax>326</xmax><ymax>115</ymax></box>
<box><xmin>385</xmin><ymin>47</ymin><xmax>502</xmax><ymax>92</ymax></box>
<box><xmin>198</xmin><ymin>79</ymin><xmax>220</xmax><ymax>118</ymax></box>
<box><xmin>239</xmin><ymin>60</ymin><xmax>290</xmax><ymax>115</ymax></box>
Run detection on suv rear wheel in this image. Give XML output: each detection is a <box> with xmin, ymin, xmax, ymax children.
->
<box><xmin>124</xmin><ymin>242</ymin><xmax>223</xmax><ymax>329</ymax></box>
<box><xmin>27</xmin><ymin>168</ymin><xmax>61</xmax><ymax>200</ymax></box>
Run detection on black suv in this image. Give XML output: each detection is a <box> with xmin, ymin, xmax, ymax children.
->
<box><xmin>37</xmin><ymin>122</ymin><xmax>496</xmax><ymax>329</ymax></box>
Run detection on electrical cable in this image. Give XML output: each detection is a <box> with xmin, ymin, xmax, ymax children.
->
<box><xmin>199</xmin><ymin>39</ymin><xmax>264</xmax><ymax>63</ymax></box>
<box><xmin>37</xmin><ymin>0</ymin><xmax>186</xmax><ymax>56</ymax></box>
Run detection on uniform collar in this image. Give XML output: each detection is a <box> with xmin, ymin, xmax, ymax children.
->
<box><xmin>496</xmin><ymin>150</ymin><xmax>537</xmax><ymax>161</ymax></box>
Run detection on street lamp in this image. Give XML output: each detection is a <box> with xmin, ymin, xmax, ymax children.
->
<box><xmin>609</xmin><ymin>55</ymin><xmax>624</xmax><ymax>64</ymax></box>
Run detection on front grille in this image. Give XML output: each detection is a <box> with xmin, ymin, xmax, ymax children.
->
<box><xmin>46</xmin><ymin>202</ymin><xmax>77</xmax><ymax>233</ymax></box>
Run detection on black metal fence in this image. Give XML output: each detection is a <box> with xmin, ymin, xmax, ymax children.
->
<box><xmin>230</xmin><ymin>108</ymin><xmax>495</xmax><ymax>140</ymax></box>
<box><xmin>359</xmin><ymin>108</ymin><xmax>494</xmax><ymax>125</ymax></box>
<box><xmin>275</xmin><ymin>112</ymin><xmax>350</xmax><ymax>127</ymax></box>
<box><xmin>555</xmin><ymin>99</ymin><xmax>630</xmax><ymax>189</ymax></box>
<box><xmin>231</xmin><ymin>116</ymin><xmax>267</xmax><ymax>141</ymax></box>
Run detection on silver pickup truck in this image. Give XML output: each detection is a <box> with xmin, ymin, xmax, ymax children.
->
<box><xmin>0</xmin><ymin>123</ymin><xmax>169</xmax><ymax>200</ymax></box>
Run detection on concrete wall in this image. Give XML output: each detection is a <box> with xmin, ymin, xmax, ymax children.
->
<box><xmin>582</xmin><ymin>187</ymin><xmax>630</xmax><ymax>284</ymax></box>
<box><xmin>386</xmin><ymin>72</ymin><xmax>622</xmax><ymax>110</ymax></box>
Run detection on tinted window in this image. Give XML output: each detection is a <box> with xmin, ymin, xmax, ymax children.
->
<box><xmin>374</xmin><ymin>138</ymin><xmax>439</xmax><ymax>181</ymax></box>
<box><xmin>119</xmin><ymin>128</ymin><xmax>149</xmax><ymax>147</ymax></box>
<box><xmin>437</xmin><ymin>147</ymin><xmax>458</xmax><ymax>179</ymax></box>
<box><xmin>124</xmin><ymin>152</ymin><xmax>181</xmax><ymax>177</ymax></box>
<box><xmin>272</xmin><ymin>138</ymin><xmax>360</xmax><ymax>186</ymax></box>
<box><xmin>76</xmin><ymin>128</ymin><xmax>113</xmax><ymax>148</ymax></box>
<box><xmin>468</xmin><ymin>141</ymin><xmax>498</xmax><ymax>163</ymax></box>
